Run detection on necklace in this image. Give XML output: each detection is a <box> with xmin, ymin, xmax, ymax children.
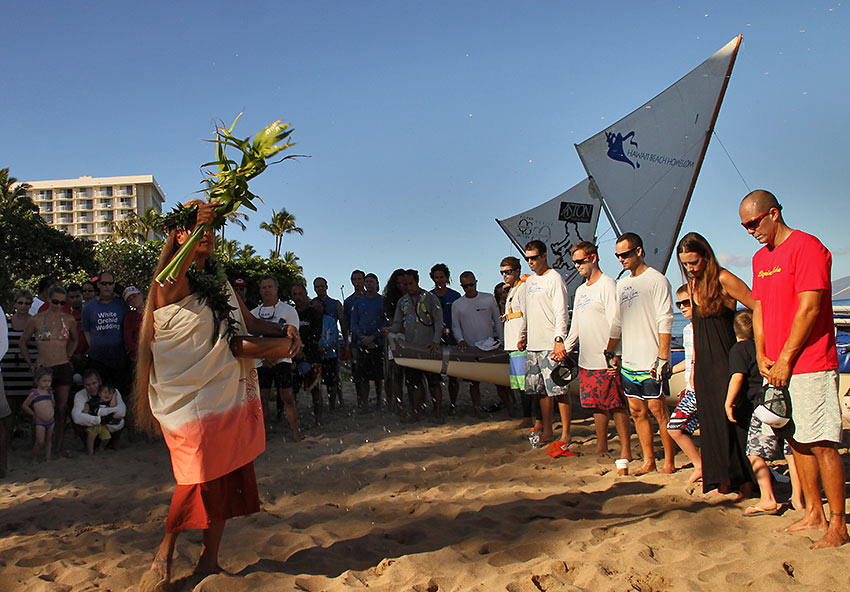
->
<box><xmin>187</xmin><ymin>259</ymin><xmax>238</xmax><ymax>346</ymax></box>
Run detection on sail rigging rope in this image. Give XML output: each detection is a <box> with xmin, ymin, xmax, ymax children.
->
<box><xmin>712</xmin><ymin>130</ymin><xmax>750</xmax><ymax>192</ymax></box>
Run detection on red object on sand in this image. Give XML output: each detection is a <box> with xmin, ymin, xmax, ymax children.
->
<box><xmin>547</xmin><ymin>441</ymin><xmax>580</xmax><ymax>458</ymax></box>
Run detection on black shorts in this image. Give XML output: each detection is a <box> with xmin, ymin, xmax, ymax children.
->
<box><xmin>46</xmin><ymin>362</ymin><xmax>74</xmax><ymax>388</ymax></box>
<box><xmin>321</xmin><ymin>358</ymin><xmax>339</xmax><ymax>386</ymax></box>
<box><xmin>354</xmin><ymin>346</ymin><xmax>384</xmax><ymax>383</ymax></box>
<box><xmin>404</xmin><ymin>367</ymin><xmax>441</xmax><ymax>389</ymax></box>
<box><xmin>257</xmin><ymin>362</ymin><xmax>293</xmax><ymax>390</ymax></box>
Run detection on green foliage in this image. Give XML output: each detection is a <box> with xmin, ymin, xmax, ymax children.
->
<box><xmin>90</xmin><ymin>239</ymin><xmax>164</xmax><ymax>293</ymax></box>
<box><xmin>260</xmin><ymin>208</ymin><xmax>303</xmax><ymax>259</ymax></box>
<box><xmin>219</xmin><ymin>249</ymin><xmax>304</xmax><ymax>307</ymax></box>
<box><xmin>0</xmin><ymin>195</ymin><xmax>97</xmax><ymax>308</ymax></box>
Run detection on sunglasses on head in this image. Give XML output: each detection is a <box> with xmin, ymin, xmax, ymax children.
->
<box><xmin>675</xmin><ymin>299</ymin><xmax>692</xmax><ymax>308</ymax></box>
<box><xmin>615</xmin><ymin>247</ymin><xmax>637</xmax><ymax>260</ymax></box>
<box><xmin>572</xmin><ymin>256</ymin><xmax>593</xmax><ymax>267</ymax></box>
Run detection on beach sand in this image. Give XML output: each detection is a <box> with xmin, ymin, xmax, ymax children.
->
<box><xmin>2</xmin><ymin>382</ymin><xmax>849</xmax><ymax>591</ymax></box>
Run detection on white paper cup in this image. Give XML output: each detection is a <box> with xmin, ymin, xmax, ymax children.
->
<box><xmin>615</xmin><ymin>459</ymin><xmax>629</xmax><ymax>470</ymax></box>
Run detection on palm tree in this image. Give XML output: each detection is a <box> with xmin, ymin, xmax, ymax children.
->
<box><xmin>237</xmin><ymin>244</ymin><xmax>257</xmax><ymax>260</ymax></box>
<box><xmin>136</xmin><ymin>207</ymin><xmax>161</xmax><ymax>240</ymax></box>
<box><xmin>215</xmin><ymin>237</ymin><xmax>240</xmax><ymax>261</ymax></box>
<box><xmin>220</xmin><ymin>211</ymin><xmax>249</xmax><ymax>242</ymax></box>
<box><xmin>0</xmin><ymin>167</ymin><xmax>33</xmax><ymax>210</ymax></box>
<box><xmin>110</xmin><ymin>216</ymin><xmax>140</xmax><ymax>241</ymax></box>
<box><xmin>283</xmin><ymin>250</ymin><xmax>303</xmax><ymax>274</ymax></box>
<box><xmin>259</xmin><ymin>208</ymin><xmax>303</xmax><ymax>259</ymax></box>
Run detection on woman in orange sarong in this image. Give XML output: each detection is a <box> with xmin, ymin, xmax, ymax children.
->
<box><xmin>135</xmin><ymin>201</ymin><xmax>301</xmax><ymax>589</ymax></box>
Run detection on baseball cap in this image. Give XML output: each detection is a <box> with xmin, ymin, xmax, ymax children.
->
<box><xmin>122</xmin><ymin>286</ymin><xmax>141</xmax><ymax>300</ymax></box>
<box><xmin>233</xmin><ymin>278</ymin><xmax>247</xmax><ymax>287</ymax></box>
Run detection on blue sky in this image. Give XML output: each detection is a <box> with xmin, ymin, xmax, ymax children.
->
<box><xmin>4</xmin><ymin>1</ymin><xmax>849</xmax><ymax>301</ymax></box>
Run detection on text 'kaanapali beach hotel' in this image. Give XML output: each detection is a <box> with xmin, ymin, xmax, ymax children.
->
<box><xmin>24</xmin><ymin>175</ymin><xmax>165</xmax><ymax>243</ymax></box>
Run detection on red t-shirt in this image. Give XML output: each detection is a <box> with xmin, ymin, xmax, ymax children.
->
<box><xmin>751</xmin><ymin>230</ymin><xmax>838</xmax><ymax>373</ymax></box>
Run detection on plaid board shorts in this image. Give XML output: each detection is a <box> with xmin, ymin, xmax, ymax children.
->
<box><xmin>509</xmin><ymin>350</ymin><xmax>526</xmax><ymax>390</ymax></box>
<box><xmin>667</xmin><ymin>388</ymin><xmax>699</xmax><ymax>435</ymax></box>
<box><xmin>578</xmin><ymin>368</ymin><xmax>626</xmax><ymax>410</ymax></box>
<box><xmin>525</xmin><ymin>350</ymin><xmax>569</xmax><ymax>397</ymax></box>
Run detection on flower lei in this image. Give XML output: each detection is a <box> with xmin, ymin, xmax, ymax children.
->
<box><xmin>186</xmin><ymin>258</ymin><xmax>238</xmax><ymax>346</ymax></box>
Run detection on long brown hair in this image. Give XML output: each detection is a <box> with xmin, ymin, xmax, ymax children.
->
<box><xmin>676</xmin><ymin>232</ymin><xmax>725</xmax><ymax>317</ymax></box>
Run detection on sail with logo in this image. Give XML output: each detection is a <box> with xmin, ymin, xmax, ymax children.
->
<box><xmin>495</xmin><ymin>178</ymin><xmax>601</xmax><ymax>298</ymax></box>
<box><xmin>575</xmin><ymin>35</ymin><xmax>742</xmax><ymax>272</ymax></box>
<box><xmin>498</xmin><ymin>35</ymin><xmax>742</xmax><ymax>277</ymax></box>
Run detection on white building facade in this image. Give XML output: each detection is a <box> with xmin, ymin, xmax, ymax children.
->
<box><xmin>24</xmin><ymin>174</ymin><xmax>165</xmax><ymax>242</ymax></box>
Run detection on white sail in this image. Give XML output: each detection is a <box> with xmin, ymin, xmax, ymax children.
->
<box><xmin>575</xmin><ymin>36</ymin><xmax>741</xmax><ymax>272</ymax></box>
<box><xmin>496</xmin><ymin>178</ymin><xmax>601</xmax><ymax>297</ymax></box>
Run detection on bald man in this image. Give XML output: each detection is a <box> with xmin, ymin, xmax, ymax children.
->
<box><xmin>740</xmin><ymin>189</ymin><xmax>846</xmax><ymax>548</ymax></box>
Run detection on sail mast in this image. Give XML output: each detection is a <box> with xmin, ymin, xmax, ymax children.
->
<box><xmin>662</xmin><ymin>34</ymin><xmax>742</xmax><ymax>271</ymax></box>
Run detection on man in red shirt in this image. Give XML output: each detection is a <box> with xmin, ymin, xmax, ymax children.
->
<box><xmin>741</xmin><ymin>189</ymin><xmax>846</xmax><ymax>548</ymax></box>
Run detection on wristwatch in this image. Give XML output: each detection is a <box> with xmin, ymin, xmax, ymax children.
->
<box><xmin>554</xmin><ymin>336</ymin><xmax>564</xmax><ymax>343</ymax></box>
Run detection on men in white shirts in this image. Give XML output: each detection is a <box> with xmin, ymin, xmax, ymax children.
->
<box><xmin>251</xmin><ymin>275</ymin><xmax>301</xmax><ymax>441</ymax></box>
<box><xmin>564</xmin><ymin>242</ymin><xmax>631</xmax><ymax>459</ymax></box>
<box><xmin>519</xmin><ymin>240</ymin><xmax>572</xmax><ymax>445</ymax></box>
<box><xmin>453</xmin><ymin>271</ymin><xmax>506</xmax><ymax>417</ymax></box>
<box><xmin>605</xmin><ymin>232</ymin><xmax>675</xmax><ymax>475</ymax></box>
<box><xmin>500</xmin><ymin>256</ymin><xmax>532</xmax><ymax>427</ymax></box>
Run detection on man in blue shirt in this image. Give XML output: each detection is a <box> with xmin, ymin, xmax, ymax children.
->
<box><xmin>351</xmin><ymin>273</ymin><xmax>387</xmax><ymax>409</ymax></box>
<box><xmin>81</xmin><ymin>271</ymin><xmax>130</xmax><ymax>397</ymax></box>
<box><xmin>430</xmin><ymin>263</ymin><xmax>461</xmax><ymax>413</ymax></box>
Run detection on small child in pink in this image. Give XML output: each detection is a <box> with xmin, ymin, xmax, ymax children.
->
<box><xmin>22</xmin><ymin>367</ymin><xmax>55</xmax><ymax>462</ymax></box>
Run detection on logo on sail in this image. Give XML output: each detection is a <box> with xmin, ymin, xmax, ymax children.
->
<box><xmin>558</xmin><ymin>202</ymin><xmax>593</xmax><ymax>223</ymax></box>
<box><xmin>605</xmin><ymin>131</ymin><xmax>640</xmax><ymax>169</ymax></box>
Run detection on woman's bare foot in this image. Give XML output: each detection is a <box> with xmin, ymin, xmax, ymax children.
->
<box><xmin>140</xmin><ymin>557</ymin><xmax>170</xmax><ymax>592</ymax></box>
<box><xmin>633</xmin><ymin>462</ymin><xmax>657</xmax><ymax>476</ymax></box>
<box><xmin>540</xmin><ymin>430</ymin><xmax>554</xmax><ymax>444</ymax></box>
<box><xmin>661</xmin><ymin>462</ymin><xmax>676</xmax><ymax>474</ymax></box>
<box><xmin>791</xmin><ymin>497</ymin><xmax>804</xmax><ymax>512</ymax></box>
<box><xmin>687</xmin><ymin>467</ymin><xmax>702</xmax><ymax>484</ymax></box>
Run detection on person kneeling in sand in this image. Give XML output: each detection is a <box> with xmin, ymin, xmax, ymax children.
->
<box><xmin>72</xmin><ymin>369</ymin><xmax>126</xmax><ymax>452</ymax></box>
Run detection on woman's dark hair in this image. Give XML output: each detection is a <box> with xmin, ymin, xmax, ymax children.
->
<box><xmin>676</xmin><ymin>232</ymin><xmax>724</xmax><ymax>317</ymax></box>
<box><xmin>383</xmin><ymin>268</ymin><xmax>407</xmax><ymax>320</ymax></box>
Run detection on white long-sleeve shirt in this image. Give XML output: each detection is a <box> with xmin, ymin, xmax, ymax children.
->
<box><xmin>452</xmin><ymin>292</ymin><xmax>502</xmax><ymax>346</ymax></box>
<box><xmin>502</xmin><ymin>281</ymin><xmax>527</xmax><ymax>352</ymax></box>
<box><xmin>609</xmin><ymin>267</ymin><xmax>674</xmax><ymax>371</ymax></box>
<box><xmin>71</xmin><ymin>388</ymin><xmax>127</xmax><ymax>432</ymax></box>
<box><xmin>522</xmin><ymin>269</ymin><xmax>569</xmax><ymax>352</ymax></box>
<box><xmin>565</xmin><ymin>273</ymin><xmax>618</xmax><ymax>370</ymax></box>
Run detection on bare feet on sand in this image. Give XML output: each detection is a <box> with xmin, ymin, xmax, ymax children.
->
<box><xmin>780</xmin><ymin>515</ymin><xmax>828</xmax><ymax>533</ymax></box>
<box><xmin>687</xmin><ymin>468</ymin><xmax>702</xmax><ymax>484</ymax></box>
<box><xmin>810</xmin><ymin>528</ymin><xmax>850</xmax><ymax>549</ymax></box>
<box><xmin>517</xmin><ymin>418</ymin><xmax>533</xmax><ymax>429</ymax></box>
<box><xmin>661</xmin><ymin>463</ymin><xmax>675</xmax><ymax>474</ymax></box>
<box><xmin>633</xmin><ymin>462</ymin><xmax>656</xmax><ymax>476</ymax></box>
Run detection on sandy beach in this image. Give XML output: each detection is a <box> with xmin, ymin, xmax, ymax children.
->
<box><xmin>2</xmin><ymin>382</ymin><xmax>849</xmax><ymax>592</ymax></box>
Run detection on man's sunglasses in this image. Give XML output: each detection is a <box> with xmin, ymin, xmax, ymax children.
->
<box><xmin>52</xmin><ymin>299</ymin><xmax>67</xmax><ymax>306</ymax></box>
<box><xmin>525</xmin><ymin>254</ymin><xmax>543</xmax><ymax>262</ymax></box>
<box><xmin>573</xmin><ymin>256</ymin><xmax>593</xmax><ymax>267</ymax></box>
<box><xmin>615</xmin><ymin>248</ymin><xmax>636</xmax><ymax>260</ymax></box>
<box><xmin>500</xmin><ymin>268</ymin><xmax>518</xmax><ymax>275</ymax></box>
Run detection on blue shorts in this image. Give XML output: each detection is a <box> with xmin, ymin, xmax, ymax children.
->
<box><xmin>622</xmin><ymin>371</ymin><xmax>668</xmax><ymax>400</ymax></box>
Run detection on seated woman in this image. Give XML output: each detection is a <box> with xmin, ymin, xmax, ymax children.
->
<box><xmin>19</xmin><ymin>285</ymin><xmax>77</xmax><ymax>456</ymax></box>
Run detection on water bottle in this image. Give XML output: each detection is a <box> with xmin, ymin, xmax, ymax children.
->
<box><xmin>529</xmin><ymin>430</ymin><xmax>541</xmax><ymax>449</ymax></box>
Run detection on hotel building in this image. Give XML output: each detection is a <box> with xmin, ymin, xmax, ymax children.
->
<box><xmin>24</xmin><ymin>174</ymin><xmax>166</xmax><ymax>243</ymax></box>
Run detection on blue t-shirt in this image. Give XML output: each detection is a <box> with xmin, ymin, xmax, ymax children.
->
<box><xmin>323</xmin><ymin>297</ymin><xmax>341</xmax><ymax>321</ymax></box>
<box><xmin>350</xmin><ymin>294</ymin><xmax>386</xmax><ymax>346</ymax></box>
<box><xmin>343</xmin><ymin>292</ymin><xmax>362</xmax><ymax>333</ymax></box>
<box><xmin>318</xmin><ymin>314</ymin><xmax>339</xmax><ymax>359</ymax></box>
<box><xmin>432</xmin><ymin>288</ymin><xmax>461</xmax><ymax>345</ymax></box>
<box><xmin>81</xmin><ymin>299</ymin><xmax>130</xmax><ymax>368</ymax></box>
